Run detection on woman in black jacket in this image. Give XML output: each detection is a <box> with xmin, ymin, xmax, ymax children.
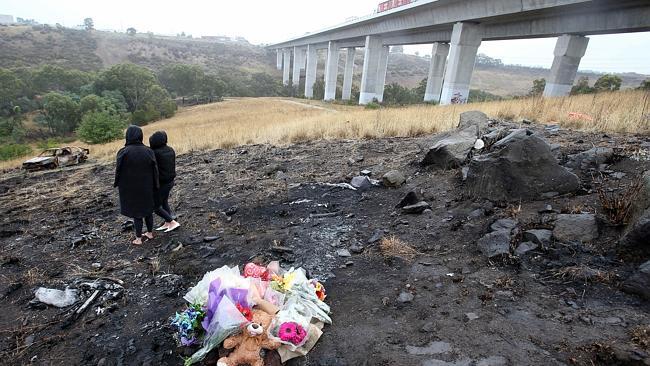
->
<box><xmin>149</xmin><ymin>131</ymin><xmax>181</xmax><ymax>232</ymax></box>
<box><xmin>114</xmin><ymin>125</ymin><xmax>159</xmax><ymax>245</ymax></box>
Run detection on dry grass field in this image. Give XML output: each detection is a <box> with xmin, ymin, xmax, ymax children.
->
<box><xmin>1</xmin><ymin>90</ymin><xmax>648</xmax><ymax>170</ymax></box>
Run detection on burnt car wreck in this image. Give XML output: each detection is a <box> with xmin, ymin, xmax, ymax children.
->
<box><xmin>22</xmin><ymin>146</ymin><xmax>90</xmax><ymax>171</ymax></box>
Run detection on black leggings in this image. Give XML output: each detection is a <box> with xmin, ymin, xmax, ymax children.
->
<box><xmin>134</xmin><ymin>215</ymin><xmax>153</xmax><ymax>237</ymax></box>
<box><xmin>154</xmin><ymin>181</ymin><xmax>175</xmax><ymax>223</ymax></box>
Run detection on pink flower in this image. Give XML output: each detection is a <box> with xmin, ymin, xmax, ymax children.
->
<box><xmin>278</xmin><ymin>322</ymin><xmax>307</xmax><ymax>345</ymax></box>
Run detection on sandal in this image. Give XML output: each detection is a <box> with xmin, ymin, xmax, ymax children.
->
<box><xmin>132</xmin><ymin>238</ymin><xmax>143</xmax><ymax>246</ymax></box>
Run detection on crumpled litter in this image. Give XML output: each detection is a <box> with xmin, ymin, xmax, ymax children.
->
<box><xmin>34</xmin><ymin>287</ymin><xmax>78</xmax><ymax>308</ymax></box>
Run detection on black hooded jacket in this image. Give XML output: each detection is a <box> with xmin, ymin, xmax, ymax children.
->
<box><xmin>149</xmin><ymin>131</ymin><xmax>176</xmax><ymax>185</ymax></box>
<box><xmin>114</xmin><ymin>126</ymin><xmax>159</xmax><ymax>218</ymax></box>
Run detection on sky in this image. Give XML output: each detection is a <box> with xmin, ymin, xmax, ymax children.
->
<box><xmin>1</xmin><ymin>0</ymin><xmax>649</xmax><ymax>74</ymax></box>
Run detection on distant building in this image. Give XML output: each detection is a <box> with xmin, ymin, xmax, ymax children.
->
<box><xmin>202</xmin><ymin>35</ymin><xmax>231</xmax><ymax>42</ymax></box>
<box><xmin>0</xmin><ymin>14</ymin><xmax>14</xmax><ymax>25</ymax></box>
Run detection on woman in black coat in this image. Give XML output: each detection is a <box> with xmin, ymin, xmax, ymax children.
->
<box><xmin>149</xmin><ymin>131</ymin><xmax>180</xmax><ymax>232</ymax></box>
<box><xmin>114</xmin><ymin>125</ymin><xmax>159</xmax><ymax>245</ymax></box>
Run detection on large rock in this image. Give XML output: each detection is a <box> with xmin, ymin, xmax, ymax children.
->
<box><xmin>553</xmin><ymin>214</ymin><xmax>599</xmax><ymax>243</ymax></box>
<box><xmin>421</xmin><ymin>126</ymin><xmax>478</xmax><ymax>169</ymax></box>
<box><xmin>622</xmin><ymin>261</ymin><xmax>650</xmax><ymax>300</ymax></box>
<box><xmin>566</xmin><ymin>147</ymin><xmax>614</xmax><ymax>170</ymax></box>
<box><xmin>490</xmin><ymin>219</ymin><xmax>518</xmax><ymax>233</ymax></box>
<box><xmin>622</xmin><ymin>208</ymin><xmax>650</xmax><ymax>246</ymax></box>
<box><xmin>350</xmin><ymin>176</ymin><xmax>372</xmax><ymax>191</ymax></box>
<box><xmin>523</xmin><ymin>229</ymin><xmax>552</xmax><ymax>247</ymax></box>
<box><xmin>464</xmin><ymin>135</ymin><xmax>580</xmax><ymax>201</ymax></box>
<box><xmin>458</xmin><ymin>110</ymin><xmax>489</xmax><ymax>136</ymax></box>
<box><xmin>382</xmin><ymin>170</ymin><xmax>406</xmax><ymax>187</ymax></box>
<box><xmin>477</xmin><ymin>231</ymin><xmax>511</xmax><ymax>258</ymax></box>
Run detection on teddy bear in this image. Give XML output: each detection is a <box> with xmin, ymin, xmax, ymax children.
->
<box><xmin>217</xmin><ymin>309</ymin><xmax>281</xmax><ymax>366</ymax></box>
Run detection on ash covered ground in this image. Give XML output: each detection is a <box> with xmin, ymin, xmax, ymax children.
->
<box><xmin>1</xmin><ymin>116</ymin><xmax>649</xmax><ymax>366</ymax></box>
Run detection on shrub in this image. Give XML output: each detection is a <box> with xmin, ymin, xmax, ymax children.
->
<box><xmin>76</xmin><ymin>111</ymin><xmax>126</xmax><ymax>144</ymax></box>
<box><xmin>365</xmin><ymin>102</ymin><xmax>381</xmax><ymax>110</ymax></box>
<box><xmin>0</xmin><ymin>143</ymin><xmax>32</xmax><ymax>161</ymax></box>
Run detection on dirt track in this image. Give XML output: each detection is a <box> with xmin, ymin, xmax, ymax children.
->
<box><xmin>1</xmin><ymin>120</ymin><xmax>649</xmax><ymax>366</ymax></box>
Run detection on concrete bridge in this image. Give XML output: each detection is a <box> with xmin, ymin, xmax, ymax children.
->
<box><xmin>267</xmin><ymin>0</ymin><xmax>650</xmax><ymax>105</ymax></box>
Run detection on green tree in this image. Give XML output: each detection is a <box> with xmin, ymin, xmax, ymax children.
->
<box><xmin>593</xmin><ymin>74</ymin><xmax>622</xmax><ymax>92</ymax></box>
<box><xmin>96</xmin><ymin>64</ymin><xmax>157</xmax><ymax>112</ymax></box>
<box><xmin>143</xmin><ymin>85</ymin><xmax>176</xmax><ymax>118</ymax></box>
<box><xmin>571</xmin><ymin>77</ymin><xmax>594</xmax><ymax>95</ymax></box>
<box><xmin>201</xmin><ymin>74</ymin><xmax>227</xmax><ymax>98</ymax></box>
<box><xmin>529</xmin><ymin>78</ymin><xmax>546</xmax><ymax>96</ymax></box>
<box><xmin>32</xmin><ymin>65</ymin><xmax>94</xmax><ymax>94</ymax></box>
<box><xmin>0</xmin><ymin>68</ymin><xmax>24</xmax><ymax>110</ymax></box>
<box><xmin>248</xmin><ymin>73</ymin><xmax>281</xmax><ymax>97</ymax></box>
<box><xmin>383</xmin><ymin>83</ymin><xmax>417</xmax><ymax>105</ymax></box>
<box><xmin>41</xmin><ymin>92</ymin><xmax>81</xmax><ymax>135</ymax></box>
<box><xmin>639</xmin><ymin>79</ymin><xmax>650</xmax><ymax>90</ymax></box>
<box><xmin>413</xmin><ymin>78</ymin><xmax>428</xmax><ymax>101</ymax></box>
<box><xmin>158</xmin><ymin>64</ymin><xmax>204</xmax><ymax>96</ymax></box>
<box><xmin>77</xmin><ymin>111</ymin><xmax>126</xmax><ymax>144</ymax></box>
<box><xmin>126</xmin><ymin>27</ymin><xmax>136</xmax><ymax>36</ymax></box>
<box><xmin>79</xmin><ymin>94</ymin><xmax>120</xmax><ymax>115</ymax></box>
<box><xmin>83</xmin><ymin>18</ymin><xmax>94</xmax><ymax>31</ymax></box>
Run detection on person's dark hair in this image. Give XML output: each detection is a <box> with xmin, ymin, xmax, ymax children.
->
<box><xmin>125</xmin><ymin>125</ymin><xmax>144</xmax><ymax>145</ymax></box>
<box><xmin>149</xmin><ymin>131</ymin><xmax>168</xmax><ymax>149</ymax></box>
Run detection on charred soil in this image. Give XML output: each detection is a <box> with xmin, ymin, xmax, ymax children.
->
<box><xmin>1</xmin><ymin>120</ymin><xmax>649</xmax><ymax>366</ymax></box>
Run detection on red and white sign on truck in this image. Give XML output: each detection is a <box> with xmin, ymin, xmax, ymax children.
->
<box><xmin>377</xmin><ymin>0</ymin><xmax>413</xmax><ymax>13</ymax></box>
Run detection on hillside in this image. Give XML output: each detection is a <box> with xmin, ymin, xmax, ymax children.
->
<box><xmin>0</xmin><ymin>24</ymin><xmax>279</xmax><ymax>77</ymax></box>
<box><xmin>0</xmin><ymin>24</ymin><xmax>647</xmax><ymax>96</ymax></box>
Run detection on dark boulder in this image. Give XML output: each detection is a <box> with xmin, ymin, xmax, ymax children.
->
<box><xmin>464</xmin><ymin>135</ymin><xmax>580</xmax><ymax>201</ymax></box>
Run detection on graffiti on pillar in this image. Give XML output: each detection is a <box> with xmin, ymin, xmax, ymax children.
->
<box><xmin>451</xmin><ymin>92</ymin><xmax>467</xmax><ymax>104</ymax></box>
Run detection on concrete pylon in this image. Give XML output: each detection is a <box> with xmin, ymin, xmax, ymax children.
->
<box><xmin>375</xmin><ymin>45</ymin><xmax>390</xmax><ymax>103</ymax></box>
<box><xmin>276</xmin><ymin>50</ymin><xmax>282</xmax><ymax>70</ymax></box>
<box><xmin>543</xmin><ymin>35</ymin><xmax>590</xmax><ymax>97</ymax></box>
<box><xmin>282</xmin><ymin>49</ymin><xmax>291</xmax><ymax>86</ymax></box>
<box><xmin>424</xmin><ymin>43</ymin><xmax>450</xmax><ymax>103</ymax></box>
<box><xmin>304</xmin><ymin>45</ymin><xmax>318</xmax><ymax>98</ymax></box>
<box><xmin>359</xmin><ymin>35</ymin><xmax>383</xmax><ymax>105</ymax></box>
<box><xmin>440</xmin><ymin>22</ymin><xmax>482</xmax><ymax>105</ymax></box>
<box><xmin>324</xmin><ymin>41</ymin><xmax>339</xmax><ymax>101</ymax></box>
<box><xmin>342</xmin><ymin>48</ymin><xmax>356</xmax><ymax>101</ymax></box>
<box><xmin>292</xmin><ymin>46</ymin><xmax>306</xmax><ymax>87</ymax></box>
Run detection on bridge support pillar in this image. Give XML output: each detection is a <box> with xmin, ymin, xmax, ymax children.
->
<box><xmin>305</xmin><ymin>45</ymin><xmax>318</xmax><ymax>98</ymax></box>
<box><xmin>282</xmin><ymin>49</ymin><xmax>291</xmax><ymax>86</ymax></box>
<box><xmin>292</xmin><ymin>46</ymin><xmax>306</xmax><ymax>88</ymax></box>
<box><xmin>440</xmin><ymin>23</ymin><xmax>482</xmax><ymax>105</ymax></box>
<box><xmin>324</xmin><ymin>41</ymin><xmax>339</xmax><ymax>101</ymax></box>
<box><xmin>359</xmin><ymin>36</ymin><xmax>383</xmax><ymax>105</ymax></box>
<box><xmin>375</xmin><ymin>45</ymin><xmax>390</xmax><ymax>103</ymax></box>
<box><xmin>543</xmin><ymin>35</ymin><xmax>589</xmax><ymax>97</ymax></box>
<box><xmin>276</xmin><ymin>50</ymin><xmax>282</xmax><ymax>70</ymax></box>
<box><xmin>424</xmin><ymin>42</ymin><xmax>450</xmax><ymax>103</ymax></box>
<box><xmin>342</xmin><ymin>48</ymin><xmax>356</xmax><ymax>101</ymax></box>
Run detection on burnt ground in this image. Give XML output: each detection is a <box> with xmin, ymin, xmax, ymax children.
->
<box><xmin>1</xmin><ymin>121</ymin><xmax>649</xmax><ymax>366</ymax></box>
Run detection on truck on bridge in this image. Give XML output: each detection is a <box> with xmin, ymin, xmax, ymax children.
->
<box><xmin>377</xmin><ymin>0</ymin><xmax>414</xmax><ymax>13</ymax></box>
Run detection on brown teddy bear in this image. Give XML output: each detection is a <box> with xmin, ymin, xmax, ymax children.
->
<box><xmin>217</xmin><ymin>309</ymin><xmax>281</xmax><ymax>366</ymax></box>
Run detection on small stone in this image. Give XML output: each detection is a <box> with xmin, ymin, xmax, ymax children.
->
<box><xmin>539</xmin><ymin>204</ymin><xmax>554</xmax><ymax>213</ymax></box>
<box><xmin>523</xmin><ymin>229</ymin><xmax>552</xmax><ymax>247</ymax></box>
<box><xmin>402</xmin><ymin>201</ymin><xmax>431</xmax><ymax>214</ymax></box>
<box><xmin>91</xmin><ymin>262</ymin><xmax>102</xmax><ymax>269</ymax></box>
<box><xmin>622</xmin><ymin>261</ymin><xmax>650</xmax><ymax>300</ymax></box>
<box><xmin>345</xmin><ymin>261</ymin><xmax>354</xmax><ymax>267</ymax></box>
<box><xmin>474</xmin><ymin>139</ymin><xmax>485</xmax><ymax>150</ymax></box>
<box><xmin>97</xmin><ymin>358</ymin><xmax>107</xmax><ymax>366</ymax></box>
<box><xmin>396</xmin><ymin>191</ymin><xmax>421</xmax><ymax>208</ymax></box>
<box><xmin>610</xmin><ymin>172</ymin><xmax>626</xmax><ymax>180</ymax></box>
<box><xmin>477</xmin><ymin>231</ymin><xmax>511</xmax><ymax>258</ymax></box>
<box><xmin>419</xmin><ymin>322</ymin><xmax>436</xmax><ymax>333</ymax></box>
<box><xmin>368</xmin><ymin>230</ymin><xmax>384</xmax><ymax>244</ymax></box>
<box><xmin>350</xmin><ymin>176</ymin><xmax>373</xmax><ymax>191</ymax></box>
<box><xmin>203</xmin><ymin>236</ymin><xmax>219</xmax><ymax>242</ymax></box>
<box><xmin>464</xmin><ymin>312</ymin><xmax>480</xmax><ymax>322</ymax></box>
<box><xmin>553</xmin><ymin>214</ymin><xmax>599</xmax><ymax>243</ymax></box>
<box><xmin>349</xmin><ymin>244</ymin><xmax>364</xmax><ymax>254</ymax></box>
<box><xmin>515</xmin><ymin>241</ymin><xmax>538</xmax><ymax>256</ymax></box>
<box><xmin>490</xmin><ymin>219</ymin><xmax>518</xmax><ymax>233</ymax></box>
<box><xmin>397</xmin><ymin>292</ymin><xmax>414</xmax><ymax>303</ymax></box>
<box><xmin>360</xmin><ymin>169</ymin><xmax>372</xmax><ymax>176</ymax></box>
<box><xmin>336</xmin><ymin>249</ymin><xmax>351</xmax><ymax>257</ymax></box>
<box><xmin>382</xmin><ymin>170</ymin><xmax>406</xmax><ymax>187</ymax></box>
